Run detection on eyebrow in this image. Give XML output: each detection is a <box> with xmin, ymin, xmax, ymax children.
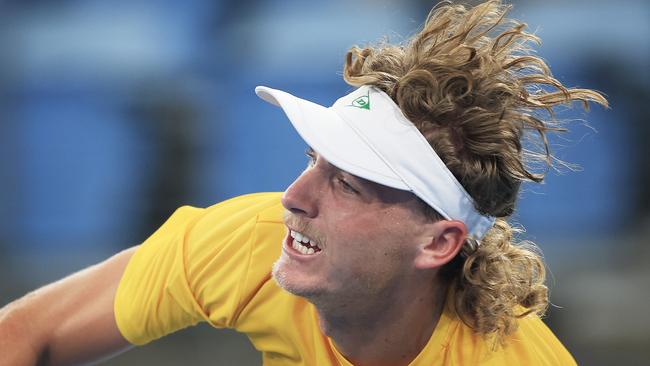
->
<box><xmin>306</xmin><ymin>148</ymin><xmax>368</xmax><ymax>184</ymax></box>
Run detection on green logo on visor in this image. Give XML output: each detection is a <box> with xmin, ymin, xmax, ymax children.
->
<box><xmin>350</xmin><ymin>91</ymin><xmax>370</xmax><ymax>110</ymax></box>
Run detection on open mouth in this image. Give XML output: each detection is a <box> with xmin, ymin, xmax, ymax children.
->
<box><xmin>289</xmin><ymin>229</ymin><xmax>322</xmax><ymax>255</ymax></box>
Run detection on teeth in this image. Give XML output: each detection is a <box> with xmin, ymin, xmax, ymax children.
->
<box><xmin>292</xmin><ymin>239</ymin><xmax>301</xmax><ymax>251</ymax></box>
<box><xmin>289</xmin><ymin>229</ymin><xmax>322</xmax><ymax>254</ymax></box>
<box><xmin>291</xmin><ymin>239</ymin><xmax>320</xmax><ymax>255</ymax></box>
<box><xmin>290</xmin><ymin>230</ymin><xmax>317</xmax><ymax>245</ymax></box>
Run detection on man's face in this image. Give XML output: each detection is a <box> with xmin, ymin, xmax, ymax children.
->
<box><xmin>272</xmin><ymin>149</ymin><xmax>437</xmax><ymax>311</ymax></box>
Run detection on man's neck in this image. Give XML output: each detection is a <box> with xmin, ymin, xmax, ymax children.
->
<box><xmin>315</xmin><ymin>280</ymin><xmax>447</xmax><ymax>366</ymax></box>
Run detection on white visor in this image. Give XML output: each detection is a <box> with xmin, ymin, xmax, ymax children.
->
<box><xmin>255</xmin><ymin>85</ymin><xmax>495</xmax><ymax>239</ymax></box>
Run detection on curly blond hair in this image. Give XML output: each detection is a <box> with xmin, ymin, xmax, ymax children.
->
<box><xmin>343</xmin><ymin>0</ymin><xmax>607</xmax><ymax>345</ymax></box>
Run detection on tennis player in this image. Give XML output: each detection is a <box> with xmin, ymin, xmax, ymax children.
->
<box><xmin>0</xmin><ymin>1</ymin><xmax>607</xmax><ymax>365</ymax></box>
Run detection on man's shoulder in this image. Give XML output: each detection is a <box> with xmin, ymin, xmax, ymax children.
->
<box><xmin>444</xmin><ymin>312</ymin><xmax>577</xmax><ymax>366</ymax></box>
<box><xmin>115</xmin><ymin>192</ymin><xmax>287</xmax><ymax>344</ymax></box>
<box><xmin>176</xmin><ymin>192</ymin><xmax>285</xmax><ymax>254</ymax></box>
<box><xmin>204</xmin><ymin>192</ymin><xmax>284</xmax><ymax>222</ymax></box>
<box><xmin>512</xmin><ymin>314</ymin><xmax>576</xmax><ymax>359</ymax></box>
<box><xmin>191</xmin><ymin>192</ymin><xmax>284</xmax><ymax>227</ymax></box>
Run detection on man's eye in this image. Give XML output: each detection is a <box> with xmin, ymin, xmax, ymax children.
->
<box><xmin>337</xmin><ymin>177</ymin><xmax>359</xmax><ymax>194</ymax></box>
<box><xmin>305</xmin><ymin>149</ymin><xmax>316</xmax><ymax>167</ymax></box>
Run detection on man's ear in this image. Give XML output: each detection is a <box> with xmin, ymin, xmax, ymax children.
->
<box><xmin>414</xmin><ymin>220</ymin><xmax>467</xmax><ymax>270</ymax></box>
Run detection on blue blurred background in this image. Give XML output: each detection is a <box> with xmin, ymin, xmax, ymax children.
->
<box><xmin>0</xmin><ymin>0</ymin><xmax>648</xmax><ymax>365</ymax></box>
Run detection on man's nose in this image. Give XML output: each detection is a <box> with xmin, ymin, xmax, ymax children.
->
<box><xmin>281</xmin><ymin>169</ymin><xmax>320</xmax><ymax>218</ymax></box>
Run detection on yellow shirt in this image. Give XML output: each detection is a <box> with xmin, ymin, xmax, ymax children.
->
<box><xmin>114</xmin><ymin>192</ymin><xmax>577</xmax><ymax>365</ymax></box>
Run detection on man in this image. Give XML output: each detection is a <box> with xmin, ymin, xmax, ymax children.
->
<box><xmin>0</xmin><ymin>1</ymin><xmax>607</xmax><ymax>365</ymax></box>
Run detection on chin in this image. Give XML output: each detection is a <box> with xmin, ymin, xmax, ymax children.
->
<box><xmin>272</xmin><ymin>258</ymin><xmax>327</xmax><ymax>299</ymax></box>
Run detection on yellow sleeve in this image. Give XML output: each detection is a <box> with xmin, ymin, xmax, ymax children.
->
<box><xmin>114</xmin><ymin>192</ymin><xmax>283</xmax><ymax>345</ymax></box>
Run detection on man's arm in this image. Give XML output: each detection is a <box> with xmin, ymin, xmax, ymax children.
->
<box><xmin>0</xmin><ymin>246</ymin><xmax>137</xmax><ymax>366</ymax></box>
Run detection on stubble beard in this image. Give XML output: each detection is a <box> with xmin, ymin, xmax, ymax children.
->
<box><xmin>272</xmin><ymin>258</ymin><xmax>399</xmax><ymax>331</ymax></box>
<box><xmin>271</xmin><ymin>255</ymin><xmax>323</xmax><ymax>300</ymax></box>
<box><xmin>271</xmin><ymin>253</ymin><xmax>384</xmax><ymax>317</ymax></box>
